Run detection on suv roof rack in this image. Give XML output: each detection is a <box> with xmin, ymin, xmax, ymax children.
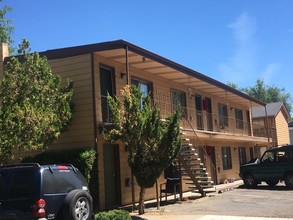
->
<box><xmin>0</xmin><ymin>163</ymin><xmax>41</xmax><ymax>168</ymax></box>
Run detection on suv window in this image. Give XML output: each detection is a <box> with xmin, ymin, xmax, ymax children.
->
<box><xmin>0</xmin><ymin>172</ymin><xmax>10</xmax><ymax>199</ymax></box>
<box><xmin>43</xmin><ymin>169</ymin><xmax>87</xmax><ymax>194</ymax></box>
<box><xmin>261</xmin><ymin>151</ymin><xmax>275</xmax><ymax>163</ymax></box>
<box><xmin>10</xmin><ymin>170</ymin><xmax>35</xmax><ymax>199</ymax></box>
<box><xmin>276</xmin><ymin>151</ymin><xmax>287</xmax><ymax>162</ymax></box>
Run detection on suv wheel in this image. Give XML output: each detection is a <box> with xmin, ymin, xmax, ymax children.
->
<box><xmin>63</xmin><ymin>189</ymin><xmax>93</xmax><ymax>220</ymax></box>
<box><xmin>243</xmin><ymin>173</ymin><xmax>256</xmax><ymax>187</ymax></box>
<box><xmin>284</xmin><ymin>172</ymin><xmax>293</xmax><ymax>189</ymax></box>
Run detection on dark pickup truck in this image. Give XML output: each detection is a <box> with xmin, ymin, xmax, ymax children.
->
<box><xmin>239</xmin><ymin>145</ymin><xmax>293</xmax><ymax>188</ymax></box>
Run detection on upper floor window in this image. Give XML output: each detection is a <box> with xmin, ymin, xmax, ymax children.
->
<box><xmin>218</xmin><ymin>103</ymin><xmax>228</xmax><ymax>127</ymax></box>
<box><xmin>131</xmin><ymin>78</ymin><xmax>152</xmax><ymax>98</ymax></box>
<box><xmin>100</xmin><ymin>66</ymin><xmax>115</xmax><ymax>122</ymax></box>
<box><xmin>195</xmin><ymin>95</ymin><xmax>204</xmax><ymax>130</ymax></box>
<box><xmin>132</xmin><ymin>78</ymin><xmax>152</xmax><ymax>108</ymax></box>
<box><xmin>171</xmin><ymin>89</ymin><xmax>187</xmax><ymax>118</ymax></box>
<box><xmin>235</xmin><ymin>108</ymin><xmax>244</xmax><ymax>129</ymax></box>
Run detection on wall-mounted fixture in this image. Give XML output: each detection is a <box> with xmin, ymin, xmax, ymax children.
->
<box><xmin>120</xmin><ymin>72</ymin><xmax>126</xmax><ymax>79</ymax></box>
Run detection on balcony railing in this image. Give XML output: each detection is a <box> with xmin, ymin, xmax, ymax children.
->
<box><xmin>100</xmin><ymin>92</ymin><xmax>269</xmax><ymax>138</ymax></box>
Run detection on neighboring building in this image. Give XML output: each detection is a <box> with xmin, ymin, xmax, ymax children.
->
<box><xmin>288</xmin><ymin>121</ymin><xmax>293</xmax><ymax>144</ymax></box>
<box><xmin>0</xmin><ymin>40</ymin><xmax>270</xmax><ymax>210</ymax></box>
<box><xmin>252</xmin><ymin>102</ymin><xmax>290</xmax><ymax>147</ymax></box>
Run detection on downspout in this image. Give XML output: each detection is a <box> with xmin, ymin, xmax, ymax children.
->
<box><xmin>250</xmin><ymin>101</ymin><xmax>253</xmax><ymax>137</ymax></box>
<box><xmin>125</xmin><ymin>45</ymin><xmax>135</xmax><ymax>211</ymax></box>
<box><xmin>125</xmin><ymin>45</ymin><xmax>130</xmax><ymax>85</ymax></box>
<box><xmin>91</xmin><ymin>52</ymin><xmax>100</xmax><ymax>210</ymax></box>
<box><xmin>264</xmin><ymin>104</ymin><xmax>271</xmax><ymax>146</ymax></box>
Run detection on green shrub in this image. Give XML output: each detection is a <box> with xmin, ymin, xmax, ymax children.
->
<box><xmin>22</xmin><ymin>148</ymin><xmax>96</xmax><ymax>183</ymax></box>
<box><xmin>95</xmin><ymin>209</ymin><xmax>131</xmax><ymax>220</ymax></box>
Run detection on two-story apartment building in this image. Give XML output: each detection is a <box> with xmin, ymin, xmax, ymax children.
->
<box><xmin>0</xmin><ymin>40</ymin><xmax>270</xmax><ymax>210</ymax></box>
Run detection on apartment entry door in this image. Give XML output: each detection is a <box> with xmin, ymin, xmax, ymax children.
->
<box><xmin>103</xmin><ymin>144</ymin><xmax>121</xmax><ymax>208</ymax></box>
<box><xmin>205</xmin><ymin>146</ymin><xmax>218</xmax><ymax>184</ymax></box>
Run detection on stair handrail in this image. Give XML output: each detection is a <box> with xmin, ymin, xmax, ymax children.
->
<box><xmin>185</xmin><ymin>119</ymin><xmax>217</xmax><ymax>173</ymax></box>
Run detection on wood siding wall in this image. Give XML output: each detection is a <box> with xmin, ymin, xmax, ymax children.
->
<box><xmin>47</xmin><ymin>54</ymin><xmax>95</xmax><ymax>151</ymax></box>
<box><xmin>276</xmin><ymin>110</ymin><xmax>290</xmax><ymax>145</ymax></box>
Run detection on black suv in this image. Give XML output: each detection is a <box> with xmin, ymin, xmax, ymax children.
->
<box><xmin>0</xmin><ymin>163</ymin><xmax>93</xmax><ymax>220</ymax></box>
<box><xmin>239</xmin><ymin>145</ymin><xmax>293</xmax><ymax>188</ymax></box>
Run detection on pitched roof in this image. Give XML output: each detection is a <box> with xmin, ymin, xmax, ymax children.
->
<box><xmin>5</xmin><ymin>40</ymin><xmax>266</xmax><ymax>107</ymax></box>
<box><xmin>252</xmin><ymin>102</ymin><xmax>290</xmax><ymax>120</ymax></box>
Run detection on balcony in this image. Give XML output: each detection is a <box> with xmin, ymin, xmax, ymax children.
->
<box><xmin>99</xmin><ymin>93</ymin><xmax>269</xmax><ymax>141</ymax></box>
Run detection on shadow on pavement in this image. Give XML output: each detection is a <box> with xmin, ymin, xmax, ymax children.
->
<box><xmin>238</xmin><ymin>184</ymin><xmax>290</xmax><ymax>191</ymax></box>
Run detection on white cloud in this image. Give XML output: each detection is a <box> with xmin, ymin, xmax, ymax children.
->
<box><xmin>229</xmin><ymin>12</ymin><xmax>257</xmax><ymax>43</ymax></box>
<box><xmin>261</xmin><ymin>63</ymin><xmax>281</xmax><ymax>84</ymax></box>
<box><xmin>218</xmin><ymin>12</ymin><xmax>258</xmax><ymax>85</ymax></box>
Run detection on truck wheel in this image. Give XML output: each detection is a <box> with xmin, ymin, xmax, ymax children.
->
<box><xmin>243</xmin><ymin>173</ymin><xmax>256</xmax><ymax>187</ymax></box>
<box><xmin>266</xmin><ymin>180</ymin><xmax>279</xmax><ymax>187</ymax></box>
<box><xmin>63</xmin><ymin>189</ymin><xmax>93</xmax><ymax>220</ymax></box>
<box><xmin>284</xmin><ymin>172</ymin><xmax>293</xmax><ymax>189</ymax></box>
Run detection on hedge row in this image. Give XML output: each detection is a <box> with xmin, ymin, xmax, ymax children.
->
<box><xmin>95</xmin><ymin>209</ymin><xmax>131</xmax><ymax>220</ymax></box>
<box><xmin>21</xmin><ymin>148</ymin><xmax>96</xmax><ymax>183</ymax></box>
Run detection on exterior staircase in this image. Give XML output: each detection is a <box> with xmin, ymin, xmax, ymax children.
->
<box><xmin>178</xmin><ymin>137</ymin><xmax>214</xmax><ymax>196</ymax></box>
<box><xmin>177</xmin><ymin>120</ymin><xmax>215</xmax><ymax>197</ymax></box>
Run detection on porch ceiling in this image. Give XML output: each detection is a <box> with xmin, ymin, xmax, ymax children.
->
<box><xmin>95</xmin><ymin>46</ymin><xmax>264</xmax><ymax>108</ymax></box>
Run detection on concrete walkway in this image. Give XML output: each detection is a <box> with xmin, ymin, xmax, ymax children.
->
<box><xmin>137</xmin><ymin>215</ymin><xmax>293</xmax><ymax>220</ymax></box>
<box><xmin>131</xmin><ymin>180</ymin><xmax>247</xmax><ymax>219</ymax></box>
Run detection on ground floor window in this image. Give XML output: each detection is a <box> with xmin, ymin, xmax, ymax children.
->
<box><xmin>238</xmin><ymin>147</ymin><xmax>247</xmax><ymax>165</ymax></box>
<box><xmin>222</xmin><ymin>146</ymin><xmax>232</xmax><ymax>170</ymax></box>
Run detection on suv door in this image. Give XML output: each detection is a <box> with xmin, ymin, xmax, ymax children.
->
<box><xmin>253</xmin><ymin>151</ymin><xmax>276</xmax><ymax>180</ymax></box>
<box><xmin>255</xmin><ymin>150</ymin><xmax>288</xmax><ymax>181</ymax></box>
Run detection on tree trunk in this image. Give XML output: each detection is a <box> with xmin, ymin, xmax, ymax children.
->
<box><xmin>138</xmin><ymin>186</ymin><xmax>145</xmax><ymax>215</ymax></box>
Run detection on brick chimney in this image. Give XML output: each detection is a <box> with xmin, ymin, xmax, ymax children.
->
<box><xmin>0</xmin><ymin>43</ymin><xmax>9</xmax><ymax>78</ymax></box>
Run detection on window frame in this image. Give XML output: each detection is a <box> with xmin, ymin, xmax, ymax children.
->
<box><xmin>238</xmin><ymin>147</ymin><xmax>247</xmax><ymax>166</ymax></box>
<box><xmin>218</xmin><ymin>103</ymin><xmax>228</xmax><ymax>127</ymax></box>
<box><xmin>235</xmin><ymin>108</ymin><xmax>244</xmax><ymax>129</ymax></box>
<box><xmin>195</xmin><ymin>95</ymin><xmax>204</xmax><ymax>130</ymax></box>
<box><xmin>170</xmin><ymin>89</ymin><xmax>187</xmax><ymax>118</ymax></box>
<box><xmin>100</xmin><ymin>65</ymin><xmax>116</xmax><ymax>123</ymax></box>
<box><xmin>131</xmin><ymin>77</ymin><xmax>152</xmax><ymax>98</ymax></box>
<box><xmin>222</xmin><ymin>146</ymin><xmax>232</xmax><ymax>170</ymax></box>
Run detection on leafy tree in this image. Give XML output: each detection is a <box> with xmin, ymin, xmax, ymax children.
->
<box><xmin>227</xmin><ymin>82</ymin><xmax>239</xmax><ymax>90</ymax></box>
<box><xmin>242</xmin><ymin>79</ymin><xmax>292</xmax><ymax>114</ymax></box>
<box><xmin>0</xmin><ymin>0</ymin><xmax>14</xmax><ymax>54</ymax></box>
<box><xmin>103</xmin><ymin>85</ymin><xmax>181</xmax><ymax>214</ymax></box>
<box><xmin>0</xmin><ymin>39</ymin><xmax>74</xmax><ymax>162</ymax></box>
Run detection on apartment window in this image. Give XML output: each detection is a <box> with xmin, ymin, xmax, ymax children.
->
<box><xmin>131</xmin><ymin>78</ymin><xmax>152</xmax><ymax>98</ymax></box>
<box><xmin>195</xmin><ymin>95</ymin><xmax>203</xmax><ymax>130</ymax></box>
<box><xmin>235</xmin><ymin>108</ymin><xmax>244</xmax><ymax>129</ymax></box>
<box><xmin>238</xmin><ymin>147</ymin><xmax>247</xmax><ymax>165</ymax></box>
<box><xmin>132</xmin><ymin>78</ymin><xmax>152</xmax><ymax>108</ymax></box>
<box><xmin>222</xmin><ymin>146</ymin><xmax>232</xmax><ymax>170</ymax></box>
<box><xmin>100</xmin><ymin>66</ymin><xmax>115</xmax><ymax>122</ymax></box>
<box><xmin>206</xmin><ymin>97</ymin><xmax>213</xmax><ymax>131</ymax></box>
<box><xmin>218</xmin><ymin>103</ymin><xmax>228</xmax><ymax>127</ymax></box>
<box><xmin>171</xmin><ymin>89</ymin><xmax>187</xmax><ymax>118</ymax></box>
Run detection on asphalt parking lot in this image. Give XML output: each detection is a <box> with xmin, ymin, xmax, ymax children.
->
<box><xmin>135</xmin><ymin>182</ymin><xmax>293</xmax><ymax>220</ymax></box>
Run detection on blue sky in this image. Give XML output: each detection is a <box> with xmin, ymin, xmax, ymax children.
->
<box><xmin>5</xmin><ymin>0</ymin><xmax>293</xmax><ymax>98</ymax></box>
